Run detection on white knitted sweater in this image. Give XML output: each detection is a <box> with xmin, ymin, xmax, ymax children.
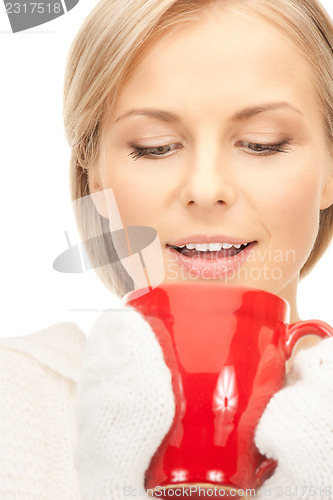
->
<box><xmin>0</xmin><ymin>322</ymin><xmax>87</xmax><ymax>499</ymax></box>
<box><xmin>1</xmin><ymin>320</ymin><xmax>332</xmax><ymax>499</ymax></box>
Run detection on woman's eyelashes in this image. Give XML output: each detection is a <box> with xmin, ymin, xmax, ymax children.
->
<box><xmin>236</xmin><ymin>140</ymin><xmax>292</xmax><ymax>156</ymax></box>
<box><xmin>128</xmin><ymin>139</ymin><xmax>292</xmax><ymax>161</ymax></box>
<box><xmin>129</xmin><ymin>143</ymin><xmax>182</xmax><ymax>160</ymax></box>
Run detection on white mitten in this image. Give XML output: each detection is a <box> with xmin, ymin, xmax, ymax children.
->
<box><xmin>255</xmin><ymin>337</ymin><xmax>333</xmax><ymax>499</ymax></box>
<box><xmin>74</xmin><ymin>306</ymin><xmax>175</xmax><ymax>499</ymax></box>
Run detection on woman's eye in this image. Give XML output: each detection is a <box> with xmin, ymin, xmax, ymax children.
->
<box><xmin>237</xmin><ymin>141</ymin><xmax>291</xmax><ymax>156</ymax></box>
<box><xmin>129</xmin><ymin>143</ymin><xmax>182</xmax><ymax>160</ymax></box>
<box><xmin>128</xmin><ymin>140</ymin><xmax>291</xmax><ymax>160</ymax></box>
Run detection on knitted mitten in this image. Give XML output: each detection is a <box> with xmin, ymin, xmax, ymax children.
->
<box><xmin>74</xmin><ymin>307</ymin><xmax>175</xmax><ymax>500</ymax></box>
<box><xmin>255</xmin><ymin>337</ymin><xmax>333</xmax><ymax>499</ymax></box>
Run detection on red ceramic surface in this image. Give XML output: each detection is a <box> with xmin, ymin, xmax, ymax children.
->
<box><xmin>124</xmin><ymin>283</ymin><xmax>333</xmax><ymax>498</ymax></box>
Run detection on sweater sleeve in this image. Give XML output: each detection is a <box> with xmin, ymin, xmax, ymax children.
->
<box><xmin>0</xmin><ymin>323</ymin><xmax>87</xmax><ymax>500</ymax></box>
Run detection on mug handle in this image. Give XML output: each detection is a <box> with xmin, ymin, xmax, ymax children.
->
<box><xmin>285</xmin><ymin>320</ymin><xmax>333</xmax><ymax>358</ymax></box>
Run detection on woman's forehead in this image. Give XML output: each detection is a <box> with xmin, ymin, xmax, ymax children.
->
<box><xmin>110</xmin><ymin>9</ymin><xmax>321</xmax><ymax>129</ymax></box>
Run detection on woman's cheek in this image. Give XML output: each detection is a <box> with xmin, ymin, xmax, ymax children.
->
<box><xmin>260</xmin><ymin>163</ymin><xmax>322</xmax><ymax>264</ymax></box>
<box><xmin>101</xmin><ymin>168</ymin><xmax>165</xmax><ymax>226</ymax></box>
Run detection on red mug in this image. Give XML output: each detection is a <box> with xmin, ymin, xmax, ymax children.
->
<box><xmin>124</xmin><ymin>283</ymin><xmax>333</xmax><ymax>498</ymax></box>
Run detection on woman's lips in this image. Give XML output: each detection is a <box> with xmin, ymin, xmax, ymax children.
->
<box><xmin>167</xmin><ymin>242</ymin><xmax>257</xmax><ymax>279</ymax></box>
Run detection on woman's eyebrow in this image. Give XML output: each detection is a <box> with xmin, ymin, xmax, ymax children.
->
<box><xmin>114</xmin><ymin>109</ymin><xmax>181</xmax><ymax>123</ymax></box>
<box><xmin>114</xmin><ymin>102</ymin><xmax>304</xmax><ymax>124</ymax></box>
<box><xmin>231</xmin><ymin>102</ymin><xmax>304</xmax><ymax>121</ymax></box>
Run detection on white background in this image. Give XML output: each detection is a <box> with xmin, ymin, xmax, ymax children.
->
<box><xmin>0</xmin><ymin>0</ymin><xmax>332</xmax><ymax>338</ymax></box>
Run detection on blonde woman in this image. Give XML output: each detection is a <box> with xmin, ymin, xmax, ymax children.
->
<box><xmin>1</xmin><ymin>0</ymin><xmax>333</xmax><ymax>498</ymax></box>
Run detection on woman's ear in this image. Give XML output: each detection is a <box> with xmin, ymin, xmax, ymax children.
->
<box><xmin>320</xmin><ymin>151</ymin><xmax>333</xmax><ymax>210</ymax></box>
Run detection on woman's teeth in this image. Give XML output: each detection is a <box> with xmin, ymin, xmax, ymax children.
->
<box><xmin>172</xmin><ymin>242</ymin><xmax>250</xmax><ymax>252</ymax></box>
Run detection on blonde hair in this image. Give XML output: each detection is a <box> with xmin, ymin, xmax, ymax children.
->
<box><xmin>63</xmin><ymin>0</ymin><xmax>333</xmax><ymax>296</ymax></box>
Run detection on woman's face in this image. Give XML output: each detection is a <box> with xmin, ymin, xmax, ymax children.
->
<box><xmin>90</xmin><ymin>7</ymin><xmax>333</xmax><ymax>307</ymax></box>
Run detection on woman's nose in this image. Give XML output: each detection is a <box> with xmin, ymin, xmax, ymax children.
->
<box><xmin>179</xmin><ymin>147</ymin><xmax>237</xmax><ymax>210</ymax></box>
